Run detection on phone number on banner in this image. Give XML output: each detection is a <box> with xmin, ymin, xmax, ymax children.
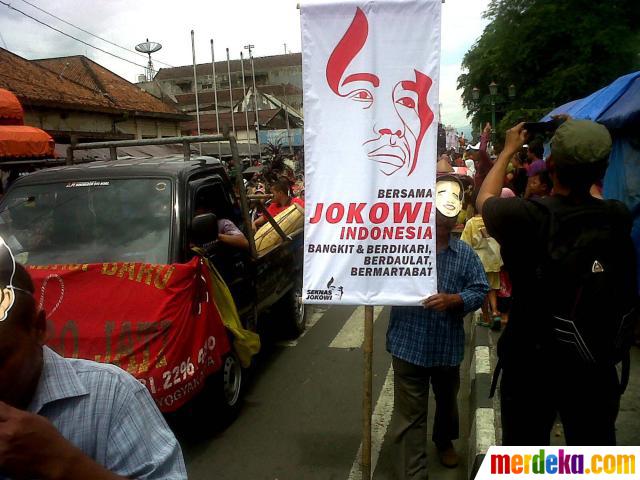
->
<box><xmin>137</xmin><ymin>335</ymin><xmax>219</xmax><ymax>410</ymax></box>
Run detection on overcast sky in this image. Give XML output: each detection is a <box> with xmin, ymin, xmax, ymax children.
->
<box><xmin>0</xmin><ymin>0</ymin><xmax>490</xmax><ymax>133</ymax></box>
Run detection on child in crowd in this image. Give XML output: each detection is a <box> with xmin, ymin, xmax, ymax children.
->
<box><xmin>461</xmin><ymin>189</ymin><xmax>513</xmax><ymax>330</ymax></box>
<box><xmin>495</xmin><ymin>188</ymin><xmax>515</xmax><ymax>326</ymax></box>
<box><xmin>497</xmin><ymin>269</ymin><xmax>512</xmax><ymax>326</ymax></box>
<box><xmin>525</xmin><ymin>166</ymin><xmax>553</xmax><ymax>199</ymax></box>
<box><xmin>505</xmin><ymin>149</ymin><xmax>528</xmax><ymax>196</ymax></box>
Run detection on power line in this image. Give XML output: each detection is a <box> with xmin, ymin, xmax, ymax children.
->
<box><xmin>18</xmin><ymin>0</ymin><xmax>174</xmax><ymax>68</ymax></box>
<box><xmin>0</xmin><ymin>0</ymin><xmax>148</xmax><ymax>70</ymax></box>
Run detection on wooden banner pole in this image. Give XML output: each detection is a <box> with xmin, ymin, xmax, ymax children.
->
<box><xmin>361</xmin><ymin>305</ymin><xmax>374</xmax><ymax>479</ymax></box>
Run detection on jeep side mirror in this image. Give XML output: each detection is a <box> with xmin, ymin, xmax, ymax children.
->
<box><xmin>191</xmin><ymin>213</ymin><xmax>218</xmax><ymax>246</ymax></box>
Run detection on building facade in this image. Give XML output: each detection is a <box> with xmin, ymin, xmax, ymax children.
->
<box><xmin>137</xmin><ymin>53</ymin><xmax>304</xmax><ymax>153</ymax></box>
<box><xmin>0</xmin><ymin>48</ymin><xmax>187</xmax><ymax>144</ymax></box>
<box><xmin>144</xmin><ymin>52</ymin><xmax>303</xmax><ymax>113</ymax></box>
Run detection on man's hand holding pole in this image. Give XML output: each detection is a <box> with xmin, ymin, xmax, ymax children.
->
<box><xmin>422</xmin><ymin>293</ymin><xmax>464</xmax><ymax>312</ymax></box>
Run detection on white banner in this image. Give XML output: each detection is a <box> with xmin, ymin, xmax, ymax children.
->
<box><xmin>301</xmin><ymin>0</ymin><xmax>441</xmax><ymax>305</ymax></box>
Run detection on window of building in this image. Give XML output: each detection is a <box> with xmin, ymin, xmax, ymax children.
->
<box><xmin>176</xmin><ymin>81</ymin><xmax>192</xmax><ymax>93</ymax></box>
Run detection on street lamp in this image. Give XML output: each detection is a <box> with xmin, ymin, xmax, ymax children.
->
<box><xmin>471</xmin><ymin>82</ymin><xmax>516</xmax><ymax>142</ymax></box>
<box><xmin>488</xmin><ymin>81</ymin><xmax>498</xmax><ymax>138</ymax></box>
<box><xmin>488</xmin><ymin>81</ymin><xmax>498</xmax><ymax>96</ymax></box>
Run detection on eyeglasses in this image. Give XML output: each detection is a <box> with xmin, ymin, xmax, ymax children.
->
<box><xmin>7</xmin><ymin>286</ymin><xmax>32</xmax><ymax>296</ymax></box>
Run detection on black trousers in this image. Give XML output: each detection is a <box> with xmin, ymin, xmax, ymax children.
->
<box><xmin>391</xmin><ymin>357</ymin><xmax>460</xmax><ymax>480</ymax></box>
<box><xmin>500</xmin><ymin>362</ymin><xmax>621</xmax><ymax>446</ymax></box>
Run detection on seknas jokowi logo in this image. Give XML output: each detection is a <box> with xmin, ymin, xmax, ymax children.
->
<box><xmin>305</xmin><ymin>277</ymin><xmax>344</xmax><ymax>302</ymax></box>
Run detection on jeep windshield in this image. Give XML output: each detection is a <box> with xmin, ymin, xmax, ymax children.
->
<box><xmin>0</xmin><ymin>178</ymin><xmax>173</xmax><ymax>265</ymax></box>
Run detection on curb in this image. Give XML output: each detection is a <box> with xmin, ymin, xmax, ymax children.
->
<box><xmin>467</xmin><ymin>313</ymin><xmax>498</xmax><ymax>479</ymax></box>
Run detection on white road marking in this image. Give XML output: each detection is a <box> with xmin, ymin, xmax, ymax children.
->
<box><xmin>329</xmin><ymin>306</ymin><xmax>384</xmax><ymax>349</ymax></box>
<box><xmin>305</xmin><ymin>307</ymin><xmax>325</xmax><ymax>331</ymax></box>
<box><xmin>276</xmin><ymin>306</ymin><xmax>327</xmax><ymax>347</ymax></box>
<box><xmin>473</xmin><ymin>408</ymin><xmax>496</xmax><ymax>454</ymax></box>
<box><xmin>347</xmin><ymin>365</ymin><xmax>395</xmax><ymax>480</ymax></box>
<box><xmin>474</xmin><ymin>346</ymin><xmax>491</xmax><ymax>375</ymax></box>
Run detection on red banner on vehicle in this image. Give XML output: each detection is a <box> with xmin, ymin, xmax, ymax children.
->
<box><xmin>28</xmin><ymin>258</ymin><xmax>231</xmax><ymax>412</ymax></box>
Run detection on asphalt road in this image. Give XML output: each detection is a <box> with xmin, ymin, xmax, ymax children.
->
<box><xmin>172</xmin><ymin>308</ymin><xmax>640</xmax><ymax>480</ymax></box>
<box><xmin>547</xmin><ymin>346</ymin><xmax>640</xmax><ymax>446</ymax></box>
<box><xmin>174</xmin><ymin>306</ymin><xmax>471</xmax><ymax>480</ymax></box>
<box><xmin>488</xmin><ymin>329</ymin><xmax>640</xmax><ymax>447</ymax></box>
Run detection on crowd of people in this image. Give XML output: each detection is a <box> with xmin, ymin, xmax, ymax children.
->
<box><xmin>436</xmin><ymin>123</ymin><xmax>518</xmax><ymax>330</ymax></box>
<box><xmin>233</xmin><ymin>153</ymin><xmax>306</xmax><ymax>229</ymax></box>
<box><xmin>476</xmin><ymin>118</ymin><xmax>637</xmax><ymax>446</ymax></box>
<box><xmin>0</xmin><ymin>116</ymin><xmax>637</xmax><ymax>480</ymax></box>
<box><xmin>439</xmin><ymin>123</ymin><xmax>556</xmax><ymax>199</ymax></box>
<box><xmin>433</xmin><ymin>122</ymin><xmax>589</xmax><ymax>330</ymax></box>
<box><xmin>242</xmin><ymin>154</ymin><xmax>305</xmax><ymax>201</ymax></box>
<box><xmin>387</xmin><ymin>117</ymin><xmax>639</xmax><ymax>480</ymax></box>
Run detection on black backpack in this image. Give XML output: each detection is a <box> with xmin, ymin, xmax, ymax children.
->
<box><xmin>532</xmin><ymin>196</ymin><xmax>639</xmax><ymax>390</ymax></box>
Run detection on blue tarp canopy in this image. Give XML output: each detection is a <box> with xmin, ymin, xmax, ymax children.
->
<box><xmin>542</xmin><ymin>71</ymin><xmax>640</xmax><ymax>129</ymax></box>
<box><xmin>542</xmin><ymin>71</ymin><xmax>640</xmax><ymax>290</ymax></box>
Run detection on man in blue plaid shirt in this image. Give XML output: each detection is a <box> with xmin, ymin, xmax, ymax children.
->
<box><xmin>387</xmin><ymin>175</ymin><xmax>488</xmax><ymax>479</ymax></box>
<box><xmin>0</xmin><ymin>260</ymin><xmax>186</xmax><ymax>479</ymax></box>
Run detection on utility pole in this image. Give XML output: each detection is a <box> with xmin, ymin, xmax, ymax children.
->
<box><xmin>210</xmin><ymin>39</ymin><xmax>222</xmax><ymax>159</ymax></box>
<box><xmin>240</xmin><ymin>52</ymin><xmax>252</xmax><ymax>158</ymax></box>
<box><xmin>191</xmin><ymin>30</ymin><xmax>202</xmax><ymax>154</ymax></box>
<box><xmin>226</xmin><ymin>48</ymin><xmax>236</xmax><ymax>136</ymax></box>
<box><xmin>282</xmin><ymin>84</ymin><xmax>293</xmax><ymax>155</ymax></box>
<box><xmin>244</xmin><ymin>43</ymin><xmax>262</xmax><ymax>160</ymax></box>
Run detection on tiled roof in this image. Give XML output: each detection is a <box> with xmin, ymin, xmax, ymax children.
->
<box><xmin>0</xmin><ymin>48</ymin><xmax>111</xmax><ymax>111</ymax></box>
<box><xmin>154</xmin><ymin>52</ymin><xmax>302</xmax><ymax>81</ymax></box>
<box><xmin>34</xmin><ymin>56</ymin><xmax>182</xmax><ymax>115</ymax></box>
<box><xmin>0</xmin><ymin>48</ymin><xmax>184</xmax><ymax>118</ymax></box>
<box><xmin>35</xmin><ymin>56</ymin><xmax>102</xmax><ymax>92</ymax></box>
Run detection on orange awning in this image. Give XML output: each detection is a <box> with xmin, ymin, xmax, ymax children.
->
<box><xmin>0</xmin><ymin>125</ymin><xmax>55</xmax><ymax>159</ymax></box>
<box><xmin>0</xmin><ymin>88</ymin><xmax>24</xmax><ymax>124</ymax></box>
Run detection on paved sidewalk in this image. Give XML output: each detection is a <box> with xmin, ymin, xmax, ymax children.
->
<box><xmin>466</xmin><ymin>311</ymin><xmax>497</xmax><ymax>479</ymax></box>
<box><xmin>467</xmin><ymin>315</ymin><xmax>640</xmax><ymax>479</ymax></box>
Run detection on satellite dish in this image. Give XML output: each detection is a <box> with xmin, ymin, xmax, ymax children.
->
<box><xmin>135</xmin><ymin>39</ymin><xmax>162</xmax><ymax>81</ymax></box>
<box><xmin>135</xmin><ymin>39</ymin><xmax>162</xmax><ymax>55</ymax></box>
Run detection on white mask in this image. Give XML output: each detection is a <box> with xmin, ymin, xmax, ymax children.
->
<box><xmin>435</xmin><ymin>180</ymin><xmax>463</xmax><ymax>218</ymax></box>
<box><xmin>0</xmin><ymin>236</ymin><xmax>17</xmax><ymax>322</ymax></box>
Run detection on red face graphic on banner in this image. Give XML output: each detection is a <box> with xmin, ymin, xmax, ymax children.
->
<box><xmin>326</xmin><ymin>7</ymin><xmax>434</xmax><ymax>176</ymax></box>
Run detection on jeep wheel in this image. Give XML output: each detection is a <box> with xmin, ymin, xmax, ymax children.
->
<box><xmin>275</xmin><ymin>284</ymin><xmax>307</xmax><ymax>339</ymax></box>
<box><xmin>290</xmin><ymin>285</ymin><xmax>307</xmax><ymax>336</ymax></box>
<box><xmin>222</xmin><ymin>352</ymin><xmax>242</xmax><ymax>406</ymax></box>
<box><xmin>213</xmin><ymin>351</ymin><xmax>243</xmax><ymax>420</ymax></box>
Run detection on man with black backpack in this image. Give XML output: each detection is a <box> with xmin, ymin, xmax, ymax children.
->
<box><xmin>476</xmin><ymin>119</ymin><xmax>638</xmax><ymax>445</ymax></box>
